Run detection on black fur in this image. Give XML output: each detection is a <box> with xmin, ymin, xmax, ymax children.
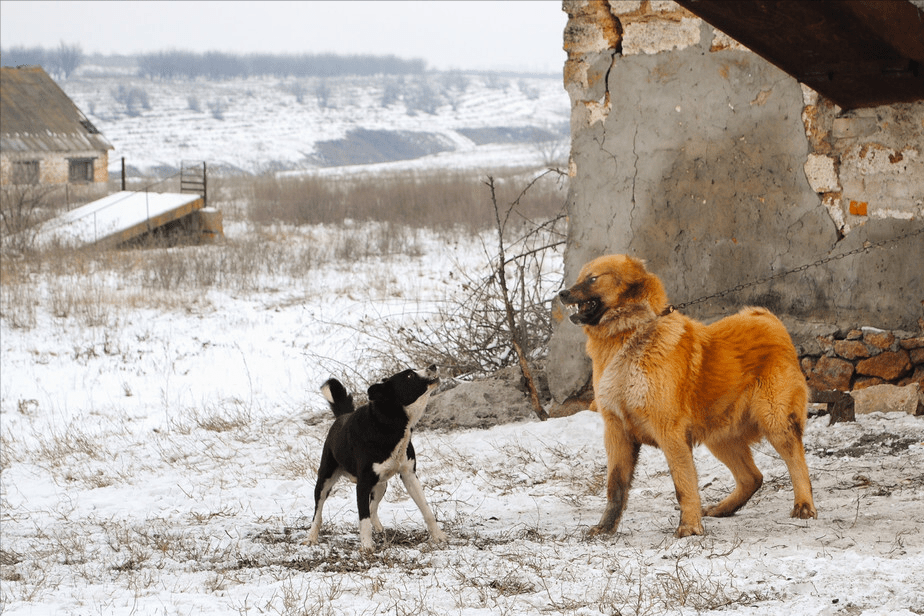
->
<box><xmin>321</xmin><ymin>378</ymin><xmax>354</xmax><ymax>417</ymax></box>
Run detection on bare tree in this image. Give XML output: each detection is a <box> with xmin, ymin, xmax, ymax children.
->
<box><xmin>50</xmin><ymin>41</ymin><xmax>83</xmax><ymax>79</ymax></box>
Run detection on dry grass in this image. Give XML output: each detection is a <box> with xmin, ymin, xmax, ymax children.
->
<box><xmin>244</xmin><ymin>170</ymin><xmax>565</xmax><ymax>231</ymax></box>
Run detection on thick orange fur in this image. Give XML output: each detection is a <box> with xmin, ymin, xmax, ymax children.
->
<box><xmin>559</xmin><ymin>255</ymin><xmax>816</xmax><ymax>538</ymax></box>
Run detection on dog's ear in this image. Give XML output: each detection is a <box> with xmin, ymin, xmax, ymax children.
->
<box><xmin>622</xmin><ymin>266</ymin><xmax>668</xmax><ymax>314</ymax></box>
<box><xmin>640</xmin><ymin>272</ymin><xmax>668</xmax><ymax>314</ymax></box>
<box><xmin>368</xmin><ymin>381</ymin><xmax>391</xmax><ymax>402</ymax></box>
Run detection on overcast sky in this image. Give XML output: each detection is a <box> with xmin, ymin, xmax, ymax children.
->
<box><xmin>0</xmin><ymin>0</ymin><xmax>568</xmax><ymax>73</ymax></box>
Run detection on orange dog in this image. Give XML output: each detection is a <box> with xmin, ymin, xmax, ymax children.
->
<box><xmin>559</xmin><ymin>255</ymin><xmax>817</xmax><ymax>537</ymax></box>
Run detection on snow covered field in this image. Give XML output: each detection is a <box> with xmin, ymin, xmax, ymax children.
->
<box><xmin>59</xmin><ymin>69</ymin><xmax>570</xmax><ymax>177</ymax></box>
<box><xmin>2</xmin><ymin>220</ymin><xmax>924</xmax><ymax>616</ymax></box>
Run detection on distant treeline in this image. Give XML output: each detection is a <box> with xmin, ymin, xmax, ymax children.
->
<box><xmin>136</xmin><ymin>50</ymin><xmax>426</xmax><ymax>80</ymax></box>
<box><xmin>1</xmin><ymin>44</ymin><xmax>427</xmax><ymax>80</ymax></box>
<box><xmin>0</xmin><ymin>43</ymin><xmax>84</xmax><ymax>78</ymax></box>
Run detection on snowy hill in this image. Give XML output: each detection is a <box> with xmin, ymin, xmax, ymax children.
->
<box><xmin>58</xmin><ymin>67</ymin><xmax>570</xmax><ymax>177</ymax></box>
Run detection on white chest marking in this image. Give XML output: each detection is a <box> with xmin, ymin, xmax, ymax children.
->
<box><xmin>372</xmin><ymin>388</ymin><xmax>432</xmax><ymax>478</ymax></box>
<box><xmin>373</xmin><ymin>429</ymin><xmax>413</xmax><ymax>478</ymax></box>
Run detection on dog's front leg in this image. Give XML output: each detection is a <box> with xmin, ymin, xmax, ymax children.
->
<box><xmin>356</xmin><ymin>475</ymin><xmax>378</xmax><ymax>551</ymax></box>
<box><xmin>369</xmin><ymin>482</ymin><xmax>387</xmax><ymax>532</ymax></box>
<box><xmin>661</xmin><ymin>437</ymin><xmax>704</xmax><ymax>538</ymax></box>
<box><xmin>589</xmin><ymin>411</ymin><xmax>640</xmax><ymax>537</ymax></box>
<box><xmin>399</xmin><ymin>464</ymin><xmax>447</xmax><ymax>545</ymax></box>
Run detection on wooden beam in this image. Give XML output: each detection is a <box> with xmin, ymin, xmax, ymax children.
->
<box><xmin>675</xmin><ymin>0</ymin><xmax>924</xmax><ymax>109</ymax></box>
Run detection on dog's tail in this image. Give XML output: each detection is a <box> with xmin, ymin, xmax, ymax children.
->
<box><xmin>321</xmin><ymin>378</ymin><xmax>354</xmax><ymax>417</ymax></box>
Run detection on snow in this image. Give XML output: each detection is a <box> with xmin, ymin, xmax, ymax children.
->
<box><xmin>2</xmin><ymin>224</ymin><xmax>923</xmax><ymax>615</ymax></box>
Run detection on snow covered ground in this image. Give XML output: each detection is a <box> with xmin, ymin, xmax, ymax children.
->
<box><xmin>2</xmin><ymin>222</ymin><xmax>923</xmax><ymax>615</ymax></box>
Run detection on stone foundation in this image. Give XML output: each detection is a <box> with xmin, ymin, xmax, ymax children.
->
<box><xmin>801</xmin><ymin>328</ymin><xmax>923</xmax><ymax>392</ymax></box>
<box><xmin>800</xmin><ymin>326</ymin><xmax>924</xmax><ymax>416</ymax></box>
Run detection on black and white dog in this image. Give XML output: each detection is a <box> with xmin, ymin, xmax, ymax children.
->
<box><xmin>306</xmin><ymin>365</ymin><xmax>447</xmax><ymax>550</ymax></box>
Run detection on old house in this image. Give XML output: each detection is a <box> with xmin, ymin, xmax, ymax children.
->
<box><xmin>0</xmin><ymin>65</ymin><xmax>112</xmax><ymax>198</ymax></box>
<box><xmin>548</xmin><ymin>0</ymin><xmax>924</xmax><ymax>405</ymax></box>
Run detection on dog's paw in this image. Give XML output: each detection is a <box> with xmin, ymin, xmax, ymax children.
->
<box><xmin>372</xmin><ymin>520</ymin><xmax>384</xmax><ymax>533</ymax></box>
<box><xmin>703</xmin><ymin>504</ymin><xmax>735</xmax><ymax>518</ymax></box>
<box><xmin>674</xmin><ymin>522</ymin><xmax>704</xmax><ymax>538</ymax></box>
<box><xmin>586</xmin><ymin>523</ymin><xmax>615</xmax><ymax>538</ymax></box>
<box><xmin>429</xmin><ymin>529</ymin><xmax>448</xmax><ymax>545</ymax></box>
<box><xmin>790</xmin><ymin>502</ymin><xmax>817</xmax><ymax>520</ymax></box>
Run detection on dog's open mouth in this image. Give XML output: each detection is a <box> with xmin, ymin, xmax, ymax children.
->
<box><xmin>566</xmin><ymin>299</ymin><xmax>600</xmax><ymax>324</ymax></box>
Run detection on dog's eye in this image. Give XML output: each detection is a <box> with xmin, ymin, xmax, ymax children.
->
<box><xmin>588</xmin><ymin>276</ymin><xmax>598</xmax><ymax>284</ymax></box>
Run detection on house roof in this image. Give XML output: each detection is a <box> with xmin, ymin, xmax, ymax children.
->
<box><xmin>675</xmin><ymin>0</ymin><xmax>924</xmax><ymax>109</ymax></box>
<box><xmin>0</xmin><ymin>65</ymin><xmax>113</xmax><ymax>154</ymax></box>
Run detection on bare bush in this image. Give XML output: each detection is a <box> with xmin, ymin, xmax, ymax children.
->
<box><xmin>207</xmin><ymin>99</ymin><xmax>227</xmax><ymax>120</ymax></box>
<box><xmin>110</xmin><ymin>85</ymin><xmax>151</xmax><ymax>117</ymax></box>
<box><xmin>355</xmin><ymin>172</ymin><xmax>567</xmax><ymax>380</ymax></box>
<box><xmin>0</xmin><ymin>185</ymin><xmax>58</xmax><ymax>253</ymax></box>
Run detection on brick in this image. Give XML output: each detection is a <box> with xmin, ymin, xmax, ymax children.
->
<box><xmin>851</xmin><ymin>384</ymin><xmax>920</xmax><ymax>415</ymax></box>
<box><xmin>853</xmin><ymin>377</ymin><xmax>884</xmax><ymax>390</ymax></box>
<box><xmin>899</xmin><ymin>336</ymin><xmax>924</xmax><ymax>350</ymax></box>
<box><xmin>808</xmin><ymin>355</ymin><xmax>854</xmax><ymax>391</ymax></box>
<box><xmin>800</xmin><ymin>357</ymin><xmax>816</xmax><ymax>377</ymax></box>
<box><xmin>901</xmin><ymin>366</ymin><xmax>924</xmax><ymax>389</ymax></box>
<box><xmin>816</xmin><ymin>336</ymin><xmax>835</xmax><ymax>355</ymax></box>
<box><xmin>855</xmin><ymin>350</ymin><xmax>912</xmax><ymax>381</ymax></box>
<box><xmin>833</xmin><ymin>339</ymin><xmax>869</xmax><ymax>360</ymax></box>
<box><xmin>910</xmin><ymin>347</ymin><xmax>924</xmax><ymax>365</ymax></box>
<box><xmin>863</xmin><ymin>330</ymin><xmax>895</xmax><ymax>350</ymax></box>
<box><xmin>804</xmin><ymin>154</ymin><xmax>840</xmax><ymax>193</ymax></box>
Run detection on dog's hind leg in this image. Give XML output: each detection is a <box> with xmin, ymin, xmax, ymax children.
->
<box><xmin>764</xmin><ymin>420</ymin><xmax>817</xmax><ymax>519</ymax></box>
<box><xmin>398</xmin><ymin>462</ymin><xmax>447</xmax><ymax>544</ymax></box>
<box><xmin>703</xmin><ymin>439</ymin><xmax>763</xmax><ymax>517</ymax></box>
<box><xmin>306</xmin><ymin>458</ymin><xmax>342</xmax><ymax>545</ymax></box>
<box><xmin>758</xmin><ymin>382</ymin><xmax>817</xmax><ymax>520</ymax></box>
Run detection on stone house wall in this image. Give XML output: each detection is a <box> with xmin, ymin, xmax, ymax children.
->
<box><xmin>0</xmin><ymin>150</ymin><xmax>109</xmax><ymax>185</ymax></box>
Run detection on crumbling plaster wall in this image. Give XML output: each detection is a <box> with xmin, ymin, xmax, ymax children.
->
<box><xmin>549</xmin><ymin>0</ymin><xmax>924</xmax><ymax>402</ymax></box>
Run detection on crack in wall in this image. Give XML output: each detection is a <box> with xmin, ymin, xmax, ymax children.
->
<box><xmin>629</xmin><ymin>124</ymin><xmax>640</xmax><ymax>233</ymax></box>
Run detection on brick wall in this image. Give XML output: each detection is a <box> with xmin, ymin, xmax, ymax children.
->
<box><xmin>0</xmin><ymin>150</ymin><xmax>109</xmax><ymax>185</ymax></box>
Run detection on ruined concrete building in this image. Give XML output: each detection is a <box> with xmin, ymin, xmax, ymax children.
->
<box><xmin>549</xmin><ymin>0</ymin><xmax>924</xmax><ymax>404</ymax></box>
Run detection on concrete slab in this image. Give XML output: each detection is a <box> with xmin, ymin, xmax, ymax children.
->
<box><xmin>35</xmin><ymin>191</ymin><xmax>204</xmax><ymax>249</ymax></box>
